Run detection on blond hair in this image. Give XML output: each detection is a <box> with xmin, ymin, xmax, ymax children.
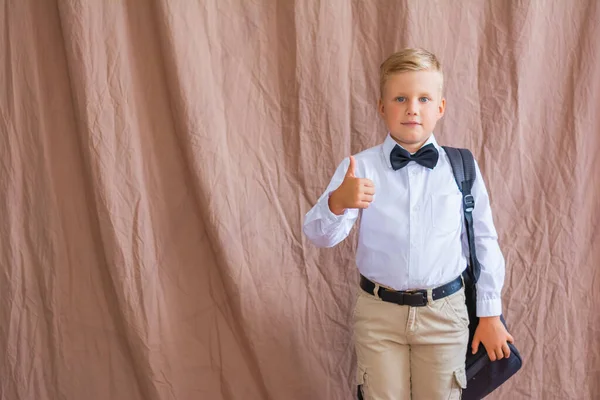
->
<box><xmin>379</xmin><ymin>48</ymin><xmax>443</xmax><ymax>97</ymax></box>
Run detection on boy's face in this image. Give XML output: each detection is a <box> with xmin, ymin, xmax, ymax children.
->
<box><xmin>378</xmin><ymin>70</ymin><xmax>445</xmax><ymax>153</ymax></box>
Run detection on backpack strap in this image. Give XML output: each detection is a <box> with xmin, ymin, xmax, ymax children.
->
<box><xmin>442</xmin><ymin>146</ymin><xmax>481</xmax><ymax>283</ymax></box>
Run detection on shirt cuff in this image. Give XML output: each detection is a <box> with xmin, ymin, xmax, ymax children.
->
<box><xmin>321</xmin><ymin>191</ymin><xmax>348</xmax><ymax>223</ymax></box>
<box><xmin>476</xmin><ymin>298</ymin><xmax>502</xmax><ymax>317</ymax></box>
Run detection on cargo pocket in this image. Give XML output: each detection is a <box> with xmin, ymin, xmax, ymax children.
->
<box><xmin>357</xmin><ymin>365</ymin><xmax>368</xmax><ymax>400</ymax></box>
<box><xmin>448</xmin><ymin>368</ymin><xmax>467</xmax><ymax>400</ymax></box>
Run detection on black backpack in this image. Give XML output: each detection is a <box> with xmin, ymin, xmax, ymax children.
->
<box><xmin>443</xmin><ymin>146</ymin><xmax>523</xmax><ymax>399</ymax></box>
<box><xmin>356</xmin><ymin>147</ymin><xmax>523</xmax><ymax>400</ymax></box>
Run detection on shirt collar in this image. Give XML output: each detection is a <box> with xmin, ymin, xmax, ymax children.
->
<box><xmin>382</xmin><ymin>133</ymin><xmax>440</xmax><ymax>169</ymax></box>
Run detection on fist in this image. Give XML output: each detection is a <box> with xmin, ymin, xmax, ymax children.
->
<box><xmin>329</xmin><ymin>156</ymin><xmax>375</xmax><ymax>215</ymax></box>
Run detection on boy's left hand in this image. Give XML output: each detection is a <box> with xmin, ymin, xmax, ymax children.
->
<box><xmin>471</xmin><ymin>316</ymin><xmax>515</xmax><ymax>361</ymax></box>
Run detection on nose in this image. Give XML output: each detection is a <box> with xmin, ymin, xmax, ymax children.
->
<box><xmin>405</xmin><ymin>99</ymin><xmax>419</xmax><ymax>115</ymax></box>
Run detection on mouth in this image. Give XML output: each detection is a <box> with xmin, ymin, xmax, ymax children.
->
<box><xmin>401</xmin><ymin>122</ymin><xmax>422</xmax><ymax>126</ymax></box>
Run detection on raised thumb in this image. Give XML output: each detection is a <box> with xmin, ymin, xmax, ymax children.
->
<box><xmin>345</xmin><ymin>156</ymin><xmax>356</xmax><ymax>177</ymax></box>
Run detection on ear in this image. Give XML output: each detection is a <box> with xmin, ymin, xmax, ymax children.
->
<box><xmin>378</xmin><ymin>98</ymin><xmax>385</xmax><ymax>117</ymax></box>
<box><xmin>438</xmin><ymin>98</ymin><xmax>446</xmax><ymax>118</ymax></box>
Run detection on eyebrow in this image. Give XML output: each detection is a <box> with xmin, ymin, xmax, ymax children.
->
<box><xmin>392</xmin><ymin>92</ymin><xmax>435</xmax><ymax>97</ymax></box>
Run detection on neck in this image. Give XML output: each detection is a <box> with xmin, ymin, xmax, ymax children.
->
<box><xmin>390</xmin><ymin>135</ymin><xmax>431</xmax><ymax>154</ymax></box>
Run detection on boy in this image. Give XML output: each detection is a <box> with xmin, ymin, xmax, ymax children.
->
<box><xmin>303</xmin><ymin>48</ymin><xmax>514</xmax><ymax>399</ymax></box>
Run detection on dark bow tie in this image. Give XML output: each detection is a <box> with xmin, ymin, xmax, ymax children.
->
<box><xmin>390</xmin><ymin>143</ymin><xmax>439</xmax><ymax>170</ymax></box>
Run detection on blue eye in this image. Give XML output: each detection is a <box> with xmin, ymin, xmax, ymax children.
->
<box><xmin>419</xmin><ymin>97</ymin><xmax>430</xmax><ymax>103</ymax></box>
<box><xmin>395</xmin><ymin>96</ymin><xmax>406</xmax><ymax>102</ymax></box>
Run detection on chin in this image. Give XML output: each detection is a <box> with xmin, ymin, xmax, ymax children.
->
<box><xmin>391</xmin><ymin>132</ymin><xmax>429</xmax><ymax>145</ymax></box>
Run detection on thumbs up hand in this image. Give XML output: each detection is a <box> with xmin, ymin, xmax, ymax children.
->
<box><xmin>328</xmin><ymin>156</ymin><xmax>376</xmax><ymax>215</ymax></box>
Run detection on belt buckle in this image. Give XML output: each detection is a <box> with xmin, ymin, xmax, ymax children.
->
<box><xmin>404</xmin><ymin>291</ymin><xmax>427</xmax><ymax>307</ymax></box>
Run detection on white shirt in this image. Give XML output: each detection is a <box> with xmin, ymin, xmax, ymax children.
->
<box><xmin>303</xmin><ymin>134</ymin><xmax>505</xmax><ymax>317</ymax></box>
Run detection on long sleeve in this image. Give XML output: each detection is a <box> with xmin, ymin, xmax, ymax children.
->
<box><xmin>303</xmin><ymin>157</ymin><xmax>360</xmax><ymax>248</ymax></box>
<box><xmin>461</xmin><ymin>159</ymin><xmax>506</xmax><ymax>317</ymax></box>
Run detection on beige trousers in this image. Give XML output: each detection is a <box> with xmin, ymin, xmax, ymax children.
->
<box><xmin>354</xmin><ymin>283</ymin><xmax>469</xmax><ymax>400</ymax></box>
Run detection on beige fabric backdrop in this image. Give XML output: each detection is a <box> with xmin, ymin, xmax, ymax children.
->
<box><xmin>1</xmin><ymin>0</ymin><xmax>599</xmax><ymax>399</ymax></box>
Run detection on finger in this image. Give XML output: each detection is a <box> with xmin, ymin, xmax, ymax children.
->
<box><xmin>487</xmin><ymin>348</ymin><xmax>497</xmax><ymax>362</ymax></box>
<box><xmin>357</xmin><ymin>201</ymin><xmax>370</xmax><ymax>209</ymax></box>
<box><xmin>361</xmin><ymin>186</ymin><xmax>376</xmax><ymax>195</ymax></box>
<box><xmin>361</xmin><ymin>194</ymin><xmax>374</xmax><ymax>203</ymax></box>
<box><xmin>362</xmin><ymin>185</ymin><xmax>376</xmax><ymax>195</ymax></box>
<box><xmin>471</xmin><ymin>337</ymin><xmax>480</xmax><ymax>354</ymax></box>
<box><xmin>346</xmin><ymin>156</ymin><xmax>356</xmax><ymax>178</ymax></box>
<box><xmin>502</xmin><ymin>342</ymin><xmax>511</xmax><ymax>358</ymax></box>
<box><xmin>494</xmin><ymin>348</ymin><xmax>504</xmax><ymax>360</ymax></box>
<box><xmin>361</xmin><ymin>179</ymin><xmax>375</xmax><ymax>188</ymax></box>
<box><xmin>507</xmin><ymin>333</ymin><xmax>515</xmax><ymax>344</ymax></box>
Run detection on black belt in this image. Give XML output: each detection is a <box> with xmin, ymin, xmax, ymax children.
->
<box><xmin>359</xmin><ymin>274</ymin><xmax>463</xmax><ymax>307</ymax></box>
